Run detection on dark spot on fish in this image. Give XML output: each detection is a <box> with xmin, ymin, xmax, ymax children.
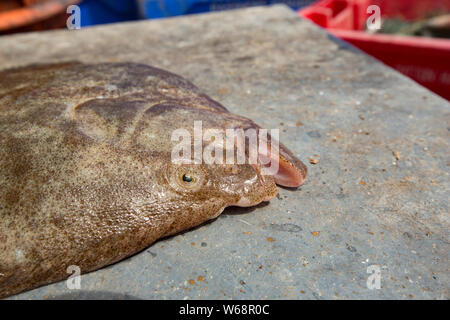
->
<box><xmin>4</xmin><ymin>188</ymin><xmax>20</xmax><ymax>207</ymax></box>
<box><xmin>4</xmin><ymin>136</ymin><xmax>32</xmax><ymax>178</ymax></box>
<box><xmin>234</xmin><ymin>56</ymin><xmax>254</xmax><ymax>62</ymax></box>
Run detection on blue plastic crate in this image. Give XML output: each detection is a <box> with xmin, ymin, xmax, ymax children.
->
<box><xmin>77</xmin><ymin>0</ymin><xmax>316</xmax><ymax>26</ymax></box>
<box><xmin>141</xmin><ymin>0</ymin><xmax>317</xmax><ymax>19</ymax></box>
<box><xmin>79</xmin><ymin>0</ymin><xmax>140</xmax><ymax>26</ymax></box>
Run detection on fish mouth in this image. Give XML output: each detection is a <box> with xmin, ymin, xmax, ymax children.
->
<box><xmin>228</xmin><ymin>124</ymin><xmax>308</xmax><ymax>207</ymax></box>
<box><xmin>235</xmin><ymin>197</ymin><xmax>256</xmax><ymax>207</ymax></box>
<box><xmin>232</xmin><ymin>147</ymin><xmax>307</xmax><ymax>207</ymax></box>
<box><xmin>234</xmin><ymin>191</ymin><xmax>277</xmax><ymax>207</ymax></box>
<box><xmin>257</xmin><ymin>140</ymin><xmax>308</xmax><ymax>188</ymax></box>
<box><xmin>234</xmin><ymin>164</ymin><xmax>278</xmax><ymax>207</ymax></box>
<box><xmin>232</xmin><ymin>124</ymin><xmax>307</xmax><ymax>188</ymax></box>
<box><xmin>272</xmin><ymin>146</ymin><xmax>308</xmax><ymax>187</ymax></box>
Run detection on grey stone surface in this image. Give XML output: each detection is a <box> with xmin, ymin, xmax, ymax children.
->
<box><xmin>0</xmin><ymin>5</ymin><xmax>448</xmax><ymax>300</ymax></box>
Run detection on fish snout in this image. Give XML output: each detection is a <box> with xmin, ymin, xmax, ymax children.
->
<box><xmin>257</xmin><ymin>141</ymin><xmax>307</xmax><ymax>188</ymax></box>
<box><xmin>234</xmin><ymin>166</ymin><xmax>278</xmax><ymax>207</ymax></box>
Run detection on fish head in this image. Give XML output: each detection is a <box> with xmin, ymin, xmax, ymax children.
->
<box><xmin>149</xmin><ymin>161</ymin><xmax>280</xmax><ymax>236</ymax></box>
<box><xmin>163</xmin><ymin>162</ymin><xmax>278</xmax><ymax>211</ymax></box>
<box><xmin>137</xmin><ymin>103</ymin><xmax>307</xmax><ymax>190</ymax></box>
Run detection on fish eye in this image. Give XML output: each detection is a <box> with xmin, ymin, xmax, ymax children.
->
<box><xmin>168</xmin><ymin>165</ymin><xmax>205</xmax><ymax>192</ymax></box>
<box><xmin>182</xmin><ymin>174</ymin><xmax>194</xmax><ymax>183</ymax></box>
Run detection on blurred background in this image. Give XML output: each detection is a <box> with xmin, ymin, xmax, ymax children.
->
<box><xmin>0</xmin><ymin>0</ymin><xmax>449</xmax><ymax>100</ymax></box>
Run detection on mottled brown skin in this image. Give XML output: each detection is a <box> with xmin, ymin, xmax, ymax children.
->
<box><xmin>0</xmin><ymin>62</ymin><xmax>307</xmax><ymax>298</ymax></box>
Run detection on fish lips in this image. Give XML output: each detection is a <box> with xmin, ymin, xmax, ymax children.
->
<box><xmin>254</xmin><ymin>139</ymin><xmax>308</xmax><ymax>188</ymax></box>
<box><xmin>230</xmin><ymin>122</ymin><xmax>307</xmax><ymax>188</ymax></box>
<box><xmin>270</xmin><ymin>143</ymin><xmax>308</xmax><ymax>188</ymax></box>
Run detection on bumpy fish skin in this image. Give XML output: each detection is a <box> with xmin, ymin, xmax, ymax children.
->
<box><xmin>0</xmin><ymin>62</ymin><xmax>306</xmax><ymax>298</ymax></box>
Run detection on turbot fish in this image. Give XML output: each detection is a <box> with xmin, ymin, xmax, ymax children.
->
<box><xmin>0</xmin><ymin>62</ymin><xmax>307</xmax><ymax>298</ymax></box>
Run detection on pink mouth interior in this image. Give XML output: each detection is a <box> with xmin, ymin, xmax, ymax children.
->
<box><xmin>258</xmin><ymin>146</ymin><xmax>307</xmax><ymax>188</ymax></box>
<box><xmin>232</xmin><ymin>126</ymin><xmax>307</xmax><ymax>188</ymax></box>
<box><xmin>273</xmin><ymin>156</ymin><xmax>306</xmax><ymax>187</ymax></box>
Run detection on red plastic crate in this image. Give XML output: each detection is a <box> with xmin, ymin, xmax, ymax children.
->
<box><xmin>299</xmin><ymin>0</ymin><xmax>450</xmax><ymax>100</ymax></box>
